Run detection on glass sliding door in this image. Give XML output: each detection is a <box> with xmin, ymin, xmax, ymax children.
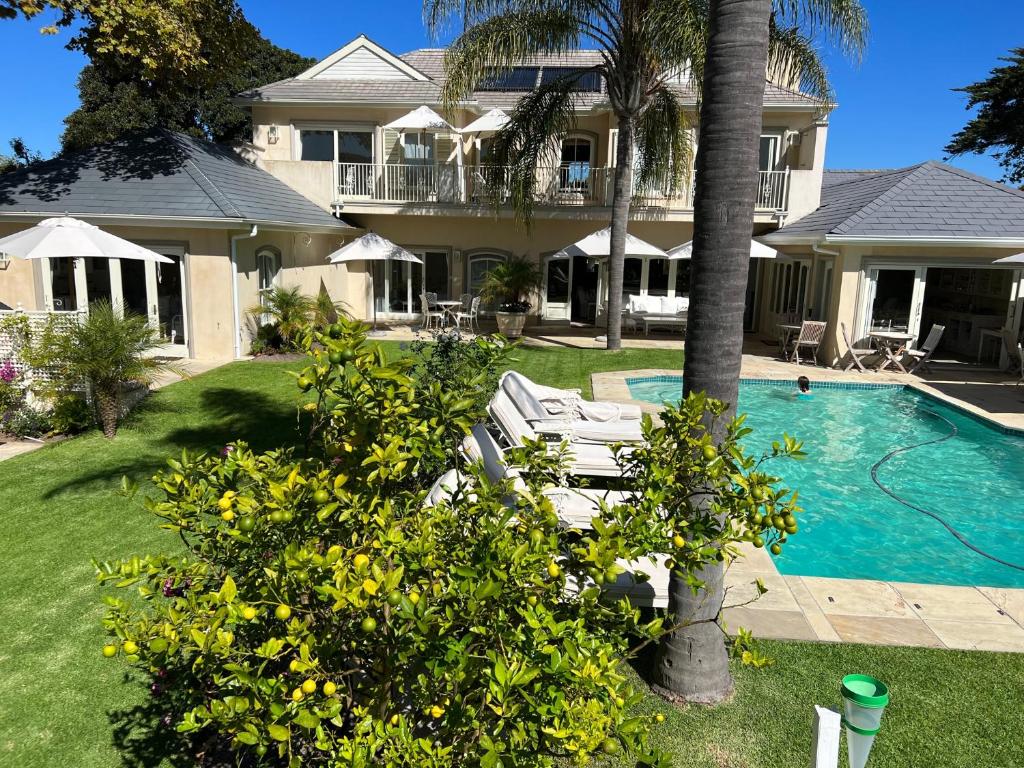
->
<box><xmin>861</xmin><ymin>266</ymin><xmax>926</xmax><ymax>341</ymax></box>
<box><xmin>543</xmin><ymin>256</ymin><xmax>571</xmax><ymax>320</ymax></box>
<box><xmin>120</xmin><ymin>260</ymin><xmax>149</xmax><ymax>318</ymax></box>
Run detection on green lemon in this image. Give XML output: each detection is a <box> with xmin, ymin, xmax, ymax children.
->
<box><xmin>386</xmin><ymin>591</ymin><xmax>403</xmax><ymax>607</ymax></box>
<box><xmin>702</xmin><ymin>444</ymin><xmax>718</xmax><ymax>461</ymax></box>
<box><xmin>312</xmin><ymin>489</ymin><xmax>331</xmax><ymax>505</ymax></box>
<box><xmin>752</xmin><ymin>535</ymin><xmax>765</xmax><ymax>549</ymax></box>
<box><xmin>770</xmin><ymin>543</ymin><xmax>782</xmax><ymax>555</ymax></box>
<box><xmin>237</xmin><ymin>516</ymin><xmax>256</xmax><ymax>533</ymax></box>
<box><xmin>269</xmin><ymin>510</ymin><xmax>285</xmax><ymax>524</ymax></box>
<box><xmin>360</xmin><ymin>616</ymin><xmax>378</xmax><ymax>634</ymax></box>
<box><xmin>328</xmin><ymin>323</ymin><xmax>343</xmax><ymax>339</ymax></box>
<box><xmin>274</xmin><ymin>604</ymin><xmax>292</xmax><ymax>621</ymax></box>
<box><xmin>601</xmin><ymin>738</ymin><xmax>619</xmax><ymax>754</ymax></box>
<box><xmin>328</xmin><ymin>351</ymin><xmax>343</xmax><ymax>365</ymax></box>
<box><xmin>296</xmin><ymin>376</ymin><xmax>312</xmax><ymax>392</ymax></box>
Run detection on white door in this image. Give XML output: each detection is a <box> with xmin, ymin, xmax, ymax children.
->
<box><xmin>861</xmin><ymin>266</ymin><xmax>926</xmax><ymax>341</ymax></box>
<box><xmin>542</xmin><ymin>256</ymin><xmax>572</xmax><ymax>321</ymax></box>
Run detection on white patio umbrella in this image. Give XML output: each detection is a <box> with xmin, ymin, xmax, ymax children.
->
<box><xmin>327</xmin><ymin>233</ymin><xmax>423</xmax><ymax>332</ymax></box>
<box><xmin>554</xmin><ymin>226</ymin><xmax>668</xmax><ymax>259</ymax></box>
<box><xmin>384</xmin><ymin>105</ymin><xmax>456</xmax><ymax>133</ymax></box>
<box><xmin>0</xmin><ymin>216</ymin><xmax>173</xmax><ymax>263</ymax></box>
<box><xmin>461</xmin><ymin>108</ymin><xmax>511</xmax><ymax>137</ymax></box>
<box><xmin>993</xmin><ymin>252</ymin><xmax>1024</xmax><ymax>264</ymax></box>
<box><xmin>668</xmin><ymin>238</ymin><xmax>777</xmax><ymax>260</ymax></box>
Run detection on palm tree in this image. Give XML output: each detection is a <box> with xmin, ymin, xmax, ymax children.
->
<box><xmin>654</xmin><ymin>0</ymin><xmax>867</xmax><ymax>703</ymax></box>
<box><xmin>248</xmin><ymin>285</ymin><xmax>315</xmax><ymax>348</ymax></box>
<box><xmin>53</xmin><ymin>300</ymin><xmax>175</xmax><ymax>438</ymax></box>
<box><xmin>427</xmin><ymin>0</ymin><xmax>853</xmax><ymax>350</ymax></box>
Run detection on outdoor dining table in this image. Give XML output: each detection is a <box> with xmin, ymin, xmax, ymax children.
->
<box><xmin>778</xmin><ymin>323</ymin><xmax>802</xmax><ymax>358</ymax></box>
<box><xmin>868</xmin><ymin>330</ymin><xmax>915</xmax><ymax>373</ymax></box>
<box><xmin>434</xmin><ymin>300</ymin><xmax>463</xmax><ymax>327</ymax></box>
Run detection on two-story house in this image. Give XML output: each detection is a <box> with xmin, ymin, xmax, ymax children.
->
<box><xmin>3</xmin><ymin>33</ymin><xmax>1022</xmax><ymax>365</ymax></box>
<box><xmin>237</xmin><ymin>34</ymin><xmax>829</xmax><ymax>331</ymax></box>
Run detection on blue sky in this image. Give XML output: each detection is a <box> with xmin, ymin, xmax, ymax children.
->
<box><xmin>1</xmin><ymin>0</ymin><xmax>1022</xmax><ymax>180</ymax></box>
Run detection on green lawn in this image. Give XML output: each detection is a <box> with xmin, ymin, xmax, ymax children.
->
<box><xmin>0</xmin><ymin>344</ymin><xmax>1018</xmax><ymax>768</ymax></box>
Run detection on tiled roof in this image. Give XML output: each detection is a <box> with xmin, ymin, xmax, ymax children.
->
<box><xmin>238</xmin><ymin>45</ymin><xmax>819</xmax><ymax>110</ymax></box>
<box><xmin>0</xmin><ymin>131</ymin><xmax>352</xmax><ymax>231</ymax></box>
<box><xmin>768</xmin><ymin>161</ymin><xmax>1024</xmax><ymax>241</ymax></box>
<box><xmin>239</xmin><ymin>78</ymin><xmax>442</xmax><ymax>103</ymax></box>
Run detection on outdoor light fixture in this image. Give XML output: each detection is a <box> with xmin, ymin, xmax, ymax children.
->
<box><xmin>268</xmin><ymin>125</ymin><xmax>279</xmax><ymax>144</ymax></box>
<box><xmin>841</xmin><ymin>674</ymin><xmax>890</xmax><ymax>768</ymax></box>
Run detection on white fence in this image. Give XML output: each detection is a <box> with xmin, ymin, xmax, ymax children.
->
<box><xmin>0</xmin><ymin>307</ymin><xmax>85</xmax><ymax>387</ymax></box>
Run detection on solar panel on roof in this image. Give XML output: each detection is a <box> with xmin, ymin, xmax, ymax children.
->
<box><xmin>539</xmin><ymin>67</ymin><xmax>602</xmax><ymax>92</ymax></box>
<box><xmin>476</xmin><ymin>67</ymin><xmax>540</xmax><ymax>91</ymax></box>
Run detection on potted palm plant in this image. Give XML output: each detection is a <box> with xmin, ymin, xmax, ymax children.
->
<box><xmin>479</xmin><ymin>257</ymin><xmax>543</xmax><ymax>338</ymax></box>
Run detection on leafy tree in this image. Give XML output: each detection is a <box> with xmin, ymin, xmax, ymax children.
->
<box><xmin>428</xmin><ymin>0</ymin><xmax>850</xmax><ymax>350</ymax></box>
<box><xmin>946</xmin><ymin>48</ymin><xmax>1024</xmax><ymax>185</ymax></box>
<box><xmin>1</xmin><ymin>0</ymin><xmax>255</xmax><ymax>86</ymax></box>
<box><xmin>0</xmin><ymin>137</ymin><xmax>43</xmax><ymax>174</ymax></box>
<box><xmin>671</xmin><ymin>0</ymin><xmax>865</xmax><ymax>703</ymax></box>
<box><xmin>61</xmin><ymin>32</ymin><xmax>314</xmax><ymax>153</ymax></box>
<box><xmin>95</xmin><ymin>317</ymin><xmax>802</xmax><ymax>765</ymax></box>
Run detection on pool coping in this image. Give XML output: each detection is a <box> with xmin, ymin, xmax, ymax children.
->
<box><xmin>592</xmin><ymin>368</ymin><xmax>1024</xmax><ymax>653</ymax></box>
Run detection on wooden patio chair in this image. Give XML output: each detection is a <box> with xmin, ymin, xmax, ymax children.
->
<box><xmin>904</xmin><ymin>324</ymin><xmax>945</xmax><ymax>374</ymax></box>
<box><xmin>788</xmin><ymin>320</ymin><xmax>828</xmax><ymax>365</ymax></box>
<box><xmin>840</xmin><ymin>322</ymin><xmax>875</xmax><ymax>372</ymax></box>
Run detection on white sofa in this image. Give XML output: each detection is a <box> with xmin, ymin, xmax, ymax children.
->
<box><xmin>625</xmin><ymin>294</ymin><xmax>689</xmax><ymax>334</ymax></box>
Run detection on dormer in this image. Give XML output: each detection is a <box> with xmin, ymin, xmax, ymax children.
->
<box><xmin>296</xmin><ymin>35</ymin><xmax>432</xmax><ymax>82</ymax></box>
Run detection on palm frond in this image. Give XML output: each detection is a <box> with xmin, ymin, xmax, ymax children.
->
<box><xmin>772</xmin><ymin>0</ymin><xmax>868</xmax><ymax>61</ymax></box>
<box><xmin>767</xmin><ymin>22</ymin><xmax>833</xmax><ymax>104</ymax></box>
<box><xmin>487</xmin><ymin>72</ymin><xmax>586</xmax><ymax>223</ymax></box>
<box><xmin>634</xmin><ymin>86</ymin><xmax>693</xmax><ymax>201</ymax></box>
<box><xmin>438</xmin><ymin>9</ymin><xmax>586</xmax><ymax>110</ymax></box>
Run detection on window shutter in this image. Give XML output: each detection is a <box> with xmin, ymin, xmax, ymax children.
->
<box><xmin>607</xmin><ymin>128</ymin><xmax>619</xmax><ymax>167</ymax></box>
<box><xmin>382</xmin><ymin>129</ymin><xmax>402</xmax><ymax>165</ymax></box>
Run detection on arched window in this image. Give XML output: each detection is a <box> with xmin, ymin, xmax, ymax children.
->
<box><xmin>256</xmin><ymin>247</ymin><xmax>281</xmax><ymax>316</ymax></box>
<box><xmin>467</xmin><ymin>251</ymin><xmax>507</xmax><ymax>308</ymax></box>
<box><xmin>559</xmin><ymin>135</ymin><xmax>594</xmax><ymax>193</ymax></box>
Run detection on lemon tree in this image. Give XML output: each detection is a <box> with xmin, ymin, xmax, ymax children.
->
<box><xmin>95</xmin><ymin>318</ymin><xmax>670</xmax><ymax>767</ymax></box>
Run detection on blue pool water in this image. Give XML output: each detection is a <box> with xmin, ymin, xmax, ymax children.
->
<box><xmin>628</xmin><ymin>377</ymin><xmax>1024</xmax><ymax>588</ymax></box>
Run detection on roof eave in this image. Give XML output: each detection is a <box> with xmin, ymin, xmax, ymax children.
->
<box><xmin>824</xmin><ymin>234</ymin><xmax>1024</xmax><ymax>248</ymax></box>
<box><xmin>0</xmin><ymin>211</ymin><xmax>354</xmax><ymax>234</ymax></box>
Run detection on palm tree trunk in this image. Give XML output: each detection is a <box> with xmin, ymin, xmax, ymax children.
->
<box><xmin>605</xmin><ymin>115</ymin><xmax>635</xmax><ymax>351</ymax></box>
<box><xmin>654</xmin><ymin>0</ymin><xmax>772</xmax><ymax>704</ymax></box>
<box><xmin>96</xmin><ymin>387</ymin><xmax>120</xmax><ymax>439</ymax></box>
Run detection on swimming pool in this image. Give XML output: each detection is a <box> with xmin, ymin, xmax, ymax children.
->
<box><xmin>627</xmin><ymin>376</ymin><xmax>1024</xmax><ymax>588</ymax></box>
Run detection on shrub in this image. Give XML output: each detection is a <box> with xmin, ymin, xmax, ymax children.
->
<box><xmin>478</xmin><ymin>258</ymin><xmax>543</xmax><ymax>313</ymax></box>
<box><xmin>49</xmin><ymin>393</ymin><xmax>94</xmax><ymax>435</ymax></box>
<box><xmin>96</xmin><ymin>318</ymin><xmax>669</xmax><ymax>767</ymax></box>
<box><xmin>250</xmin><ymin>286</ymin><xmax>316</xmax><ymax>350</ymax></box>
<box><xmin>1</xmin><ymin>403</ymin><xmax>51</xmax><ymax>438</ymax></box>
<box><xmin>46</xmin><ymin>300</ymin><xmax>175</xmax><ymax>438</ymax></box>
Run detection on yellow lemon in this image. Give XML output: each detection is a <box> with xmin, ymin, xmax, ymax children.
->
<box><xmin>291</xmin><ymin>688</ymin><xmax>304</xmax><ymax>702</ymax></box>
<box><xmin>102</xmin><ymin>644</ymin><xmax>117</xmax><ymax>658</ymax></box>
<box><xmin>322</xmin><ymin>681</ymin><xmax>337</xmax><ymax>696</ymax></box>
<box><xmin>242</xmin><ymin>606</ymin><xmax>257</xmax><ymax>621</ymax></box>
<box><xmin>122</xmin><ymin>640</ymin><xmax>139</xmax><ymax>655</ymax></box>
<box><xmin>221</xmin><ymin>509</ymin><xmax>235</xmax><ymax>522</ymax></box>
<box><xmin>301</xmin><ymin>679</ymin><xmax>317</xmax><ymax>695</ymax></box>
<box><xmin>353</xmin><ymin>554</ymin><xmax>370</xmax><ymax>571</ymax></box>
<box><xmin>546</xmin><ymin>561</ymin><xmax>561</xmax><ymax>578</ymax></box>
<box><xmin>430</xmin><ymin>705</ymin><xmax>444</xmax><ymax>719</ymax></box>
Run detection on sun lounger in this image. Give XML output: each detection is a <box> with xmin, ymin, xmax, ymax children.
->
<box><xmin>499</xmin><ymin>372</ymin><xmax>644</xmax><ymax>443</ymax></box>
<box><xmin>488</xmin><ymin>389</ymin><xmax>629</xmax><ymax>476</ymax></box>
<box><xmin>500</xmin><ymin>370</ymin><xmax>642</xmax><ymax>422</ymax></box>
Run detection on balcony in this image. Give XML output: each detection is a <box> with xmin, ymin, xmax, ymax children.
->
<box><xmin>334</xmin><ymin>163</ymin><xmax>791</xmax><ymax>213</ymax></box>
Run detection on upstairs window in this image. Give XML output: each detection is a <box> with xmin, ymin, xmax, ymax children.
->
<box><xmin>296</xmin><ymin>126</ymin><xmax>375</xmax><ymax>164</ymax></box>
<box><xmin>298</xmin><ymin>130</ymin><xmax>334</xmax><ymax>161</ymax></box>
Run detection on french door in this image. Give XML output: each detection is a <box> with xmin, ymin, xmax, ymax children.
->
<box><xmin>42</xmin><ymin>245</ymin><xmax>189</xmax><ymax>355</ymax></box>
<box><xmin>860</xmin><ymin>266</ymin><xmax>926</xmax><ymax>342</ymax></box>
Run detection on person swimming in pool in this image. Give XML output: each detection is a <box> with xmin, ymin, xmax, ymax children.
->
<box><xmin>795</xmin><ymin>375</ymin><xmax>813</xmax><ymax>398</ymax></box>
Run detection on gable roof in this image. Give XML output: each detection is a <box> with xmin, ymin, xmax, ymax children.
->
<box><xmin>238</xmin><ymin>37</ymin><xmax>821</xmax><ymax>112</ymax></box>
<box><xmin>766</xmin><ymin>161</ymin><xmax>1024</xmax><ymax>244</ymax></box>
<box><xmin>296</xmin><ymin>35</ymin><xmax>431</xmax><ymax>82</ymax></box>
<box><xmin>0</xmin><ymin>131</ymin><xmax>352</xmax><ymax>232</ymax></box>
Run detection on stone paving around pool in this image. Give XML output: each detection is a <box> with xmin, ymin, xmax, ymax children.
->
<box><xmin>592</xmin><ymin>368</ymin><xmax>1024</xmax><ymax>653</ymax></box>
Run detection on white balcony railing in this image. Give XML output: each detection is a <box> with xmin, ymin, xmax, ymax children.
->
<box><xmin>335</xmin><ymin>163</ymin><xmax>789</xmax><ymax>212</ymax></box>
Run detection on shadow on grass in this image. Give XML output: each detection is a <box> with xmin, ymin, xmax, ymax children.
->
<box><xmin>41</xmin><ymin>387</ymin><xmax>303</xmax><ymax>501</ymax></box>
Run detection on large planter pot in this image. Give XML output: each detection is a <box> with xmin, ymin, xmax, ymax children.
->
<box><xmin>495</xmin><ymin>311</ymin><xmax>528</xmax><ymax>338</ymax></box>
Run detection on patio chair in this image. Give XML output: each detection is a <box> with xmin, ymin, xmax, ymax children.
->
<box><xmin>904</xmin><ymin>324</ymin><xmax>945</xmax><ymax>375</ymax></box>
<box><xmin>1014</xmin><ymin>343</ymin><xmax>1024</xmax><ymax>386</ymax></box>
<box><xmin>500</xmin><ymin>371</ymin><xmax>642</xmax><ymax>422</ymax></box>
<box><xmin>840</xmin><ymin>322</ymin><xmax>875</xmax><ymax>372</ymax></box>
<box><xmin>455</xmin><ymin>295</ymin><xmax>480</xmax><ymax>331</ymax></box>
<box><xmin>420</xmin><ymin>294</ymin><xmax>443</xmax><ymax>331</ymax></box>
<box><xmin>488</xmin><ymin>389</ymin><xmax>629</xmax><ymax>477</ymax></box>
<box><xmin>787</xmin><ymin>320</ymin><xmax>828</xmax><ymax>365</ymax></box>
<box><xmin>499</xmin><ymin>372</ymin><xmax>644</xmax><ymax>444</ymax></box>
